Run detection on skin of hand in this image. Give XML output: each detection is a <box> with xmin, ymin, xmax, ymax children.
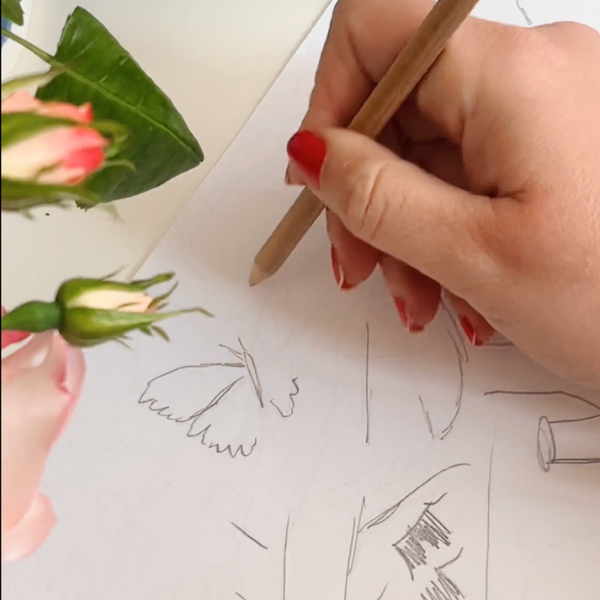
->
<box><xmin>284</xmin><ymin>0</ymin><xmax>600</xmax><ymax>389</ymax></box>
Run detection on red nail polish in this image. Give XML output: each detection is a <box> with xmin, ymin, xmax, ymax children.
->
<box><xmin>287</xmin><ymin>130</ymin><xmax>326</xmax><ymax>187</ymax></box>
<box><xmin>393</xmin><ymin>298</ymin><xmax>409</xmax><ymax>327</ymax></box>
<box><xmin>330</xmin><ymin>246</ymin><xmax>354</xmax><ymax>290</ymax></box>
<box><xmin>460</xmin><ymin>316</ymin><xmax>482</xmax><ymax>346</ymax></box>
<box><xmin>393</xmin><ymin>298</ymin><xmax>424</xmax><ymax>333</ymax></box>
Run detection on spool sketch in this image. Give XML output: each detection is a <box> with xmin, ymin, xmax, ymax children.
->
<box><xmin>484</xmin><ymin>389</ymin><xmax>600</xmax><ymax>472</ymax></box>
<box><xmin>536</xmin><ymin>415</ymin><xmax>600</xmax><ymax>472</ymax></box>
<box><xmin>137</xmin><ymin>339</ymin><xmax>300</xmax><ymax>458</ymax></box>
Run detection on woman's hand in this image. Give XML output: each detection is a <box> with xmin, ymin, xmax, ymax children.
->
<box><xmin>285</xmin><ymin>0</ymin><xmax>600</xmax><ymax>388</ymax></box>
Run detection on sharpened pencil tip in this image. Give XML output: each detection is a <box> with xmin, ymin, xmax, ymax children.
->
<box><xmin>248</xmin><ymin>263</ymin><xmax>269</xmax><ymax>287</ymax></box>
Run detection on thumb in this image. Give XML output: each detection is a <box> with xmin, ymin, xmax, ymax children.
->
<box><xmin>287</xmin><ymin>129</ymin><xmax>500</xmax><ymax>294</ymax></box>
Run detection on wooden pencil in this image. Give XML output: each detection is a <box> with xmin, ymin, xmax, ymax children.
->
<box><xmin>249</xmin><ymin>0</ymin><xmax>480</xmax><ymax>287</ymax></box>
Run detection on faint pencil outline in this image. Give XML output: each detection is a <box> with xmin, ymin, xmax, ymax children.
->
<box><xmin>361</xmin><ymin>463</ymin><xmax>471</xmax><ymax>532</ymax></box>
<box><xmin>283</xmin><ymin>516</ymin><xmax>291</xmax><ymax>600</ymax></box>
<box><xmin>419</xmin><ymin>396</ymin><xmax>435</xmax><ymax>440</ymax></box>
<box><xmin>438</xmin><ymin>331</ymin><xmax>465</xmax><ymax>440</ymax></box>
<box><xmin>231</xmin><ymin>521</ymin><xmax>269</xmax><ymax>550</ymax></box>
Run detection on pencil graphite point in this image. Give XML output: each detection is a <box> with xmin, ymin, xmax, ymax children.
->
<box><xmin>249</xmin><ymin>263</ymin><xmax>268</xmax><ymax>287</ymax></box>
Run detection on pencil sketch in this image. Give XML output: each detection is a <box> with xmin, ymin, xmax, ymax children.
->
<box><xmin>416</xmin><ymin>303</ymin><xmax>468</xmax><ymax>441</ymax></box>
<box><xmin>283</xmin><ymin>516</ymin><xmax>291</xmax><ymax>600</ymax></box>
<box><xmin>137</xmin><ymin>340</ymin><xmax>300</xmax><ymax>458</ymax></box>
<box><xmin>438</xmin><ymin>330</ymin><xmax>465</xmax><ymax>440</ymax></box>
<box><xmin>412</xmin><ymin>330</ymin><xmax>465</xmax><ymax>440</ymax></box>
<box><xmin>231</xmin><ymin>521</ymin><xmax>269</xmax><ymax>550</ymax></box>
<box><xmin>362</xmin><ymin>464</ymin><xmax>470</xmax><ymax>532</ymax></box>
<box><xmin>418</xmin><ymin>396</ymin><xmax>435</xmax><ymax>440</ymax></box>
<box><xmin>343</xmin><ymin>465</ymin><xmax>470</xmax><ymax>598</ymax></box>
<box><xmin>421</xmin><ymin>551</ymin><xmax>466</xmax><ymax>600</ymax></box>
<box><xmin>516</xmin><ymin>0</ymin><xmax>533</xmax><ymax>25</ymax></box>
<box><xmin>393</xmin><ymin>495</ymin><xmax>453</xmax><ymax>581</ymax></box>
<box><xmin>483</xmin><ymin>389</ymin><xmax>600</xmax><ymax>412</ymax></box>
<box><xmin>483</xmin><ymin>390</ymin><xmax>600</xmax><ymax>472</ymax></box>
<box><xmin>537</xmin><ymin>415</ymin><xmax>600</xmax><ymax>472</ymax></box>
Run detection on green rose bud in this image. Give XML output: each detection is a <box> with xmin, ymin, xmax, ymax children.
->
<box><xmin>1</xmin><ymin>273</ymin><xmax>211</xmax><ymax>347</ymax></box>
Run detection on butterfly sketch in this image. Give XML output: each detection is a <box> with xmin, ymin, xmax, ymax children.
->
<box><xmin>137</xmin><ymin>339</ymin><xmax>300</xmax><ymax>458</ymax></box>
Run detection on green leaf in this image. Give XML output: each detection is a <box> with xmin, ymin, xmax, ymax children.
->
<box><xmin>1</xmin><ymin>0</ymin><xmax>23</xmax><ymax>26</ymax></box>
<box><xmin>35</xmin><ymin>7</ymin><xmax>203</xmax><ymax>202</ymax></box>
<box><xmin>1</xmin><ymin>178</ymin><xmax>100</xmax><ymax>212</ymax></box>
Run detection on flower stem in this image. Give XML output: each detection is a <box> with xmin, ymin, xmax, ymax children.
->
<box><xmin>1</xmin><ymin>27</ymin><xmax>54</xmax><ymax>64</ymax></box>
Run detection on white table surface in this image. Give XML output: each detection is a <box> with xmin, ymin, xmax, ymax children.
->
<box><xmin>1</xmin><ymin>0</ymin><xmax>331</xmax><ymax>308</ymax></box>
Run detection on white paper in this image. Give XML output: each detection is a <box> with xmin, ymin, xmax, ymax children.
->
<box><xmin>4</xmin><ymin>2</ymin><xmax>600</xmax><ymax>599</ymax></box>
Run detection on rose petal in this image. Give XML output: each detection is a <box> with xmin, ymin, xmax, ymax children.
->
<box><xmin>38</xmin><ymin>146</ymin><xmax>105</xmax><ymax>185</ymax></box>
<box><xmin>1</xmin><ymin>91</ymin><xmax>41</xmax><ymax>114</ymax></box>
<box><xmin>2</xmin><ymin>126</ymin><xmax>108</xmax><ymax>183</ymax></box>
<box><xmin>1</xmin><ymin>494</ymin><xmax>57</xmax><ymax>562</ymax></box>
<box><xmin>38</xmin><ymin>102</ymin><xmax>93</xmax><ymax>124</ymax></box>
<box><xmin>71</xmin><ymin>290</ymin><xmax>153</xmax><ymax>313</ymax></box>
<box><xmin>1</xmin><ymin>333</ymin><xmax>85</xmax><ymax>530</ymax></box>
<box><xmin>1</xmin><ymin>91</ymin><xmax>93</xmax><ymax>125</ymax></box>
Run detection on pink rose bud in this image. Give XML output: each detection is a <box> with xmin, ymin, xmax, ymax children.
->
<box><xmin>1</xmin><ymin>90</ymin><xmax>94</xmax><ymax>124</ymax></box>
<box><xmin>1</xmin><ymin>91</ymin><xmax>108</xmax><ymax>186</ymax></box>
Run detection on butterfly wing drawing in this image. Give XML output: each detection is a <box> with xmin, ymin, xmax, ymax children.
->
<box><xmin>138</xmin><ymin>342</ymin><xmax>274</xmax><ymax>458</ymax></box>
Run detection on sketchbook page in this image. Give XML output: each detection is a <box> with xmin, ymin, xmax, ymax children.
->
<box><xmin>4</xmin><ymin>2</ymin><xmax>600</xmax><ymax>599</ymax></box>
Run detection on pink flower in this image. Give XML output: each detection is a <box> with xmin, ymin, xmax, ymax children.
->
<box><xmin>1</xmin><ymin>90</ymin><xmax>94</xmax><ymax>124</ymax></box>
<box><xmin>1</xmin><ymin>307</ymin><xmax>86</xmax><ymax>561</ymax></box>
<box><xmin>1</xmin><ymin>91</ymin><xmax>108</xmax><ymax>186</ymax></box>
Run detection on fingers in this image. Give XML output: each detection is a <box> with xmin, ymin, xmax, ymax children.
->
<box><xmin>296</xmin><ymin>0</ymin><xmax>500</xmax><ymax>143</ymax></box>
<box><xmin>444</xmin><ymin>290</ymin><xmax>495</xmax><ymax>346</ymax></box>
<box><xmin>286</xmin><ymin>128</ymin><xmax>501</xmax><ymax>298</ymax></box>
<box><xmin>298</xmin><ymin>0</ymin><xmax>434</xmax><ymax>131</ymax></box>
<box><xmin>379</xmin><ymin>255</ymin><xmax>441</xmax><ymax>331</ymax></box>
<box><xmin>327</xmin><ymin>211</ymin><xmax>379</xmax><ymax>289</ymax></box>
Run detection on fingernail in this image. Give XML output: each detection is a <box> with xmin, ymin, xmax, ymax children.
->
<box><xmin>460</xmin><ymin>316</ymin><xmax>482</xmax><ymax>346</ymax></box>
<box><xmin>287</xmin><ymin>130</ymin><xmax>326</xmax><ymax>187</ymax></box>
<box><xmin>393</xmin><ymin>298</ymin><xmax>424</xmax><ymax>333</ymax></box>
<box><xmin>284</xmin><ymin>166</ymin><xmax>291</xmax><ymax>185</ymax></box>
<box><xmin>331</xmin><ymin>245</ymin><xmax>354</xmax><ymax>291</ymax></box>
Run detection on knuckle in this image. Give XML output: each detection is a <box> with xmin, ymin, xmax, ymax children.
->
<box><xmin>342</xmin><ymin>159</ymin><xmax>394</xmax><ymax>243</ymax></box>
<box><xmin>497</xmin><ymin>23</ymin><xmax>590</xmax><ymax>87</ymax></box>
